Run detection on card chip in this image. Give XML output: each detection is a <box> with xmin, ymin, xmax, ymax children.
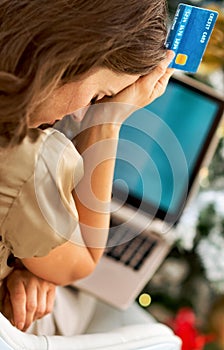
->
<box><xmin>175</xmin><ymin>53</ymin><xmax>188</xmax><ymax>65</ymax></box>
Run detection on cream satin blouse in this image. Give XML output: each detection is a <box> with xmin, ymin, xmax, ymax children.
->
<box><xmin>0</xmin><ymin>128</ymin><xmax>84</xmax><ymax>280</ymax></box>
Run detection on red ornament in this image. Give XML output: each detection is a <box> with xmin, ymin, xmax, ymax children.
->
<box><xmin>169</xmin><ymin>307</ymin><xmax>209</xmax><ymax>350</ymax></box>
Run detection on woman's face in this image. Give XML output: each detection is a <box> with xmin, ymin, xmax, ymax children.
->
<box><xmin>30</xmin><ymin>68</ymin><xmax>139</xmax><ymax>127</ymax></box>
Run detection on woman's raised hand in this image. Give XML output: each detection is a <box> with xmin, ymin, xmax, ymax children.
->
<box><xmin>80</xmin><ymin>50</ymin><xmax>175</xmax><ymax>131</ymax></box>
<box><xmin>108</xmin><ymin>50</ymin><xmax>175</xmax><ymax>109</ymax></box>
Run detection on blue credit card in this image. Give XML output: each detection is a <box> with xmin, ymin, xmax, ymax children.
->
<box><xmin>165</xmin><ymin>3</ymin><xmax>218</xmax><ymax>73</ymax></box>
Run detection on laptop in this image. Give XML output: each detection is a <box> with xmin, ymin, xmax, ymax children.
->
<box><xmin>74</xmin><ymin>73</ymin><xmax>224</xmax><ymax>310</ymax></box>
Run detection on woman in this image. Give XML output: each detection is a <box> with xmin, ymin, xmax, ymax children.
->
<box><xmin>0</xmin><ymin>0</ymin><xmax>174</xmax><ymax>335</ymax></box>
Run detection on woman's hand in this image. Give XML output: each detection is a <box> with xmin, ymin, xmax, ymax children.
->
<box><xmin>80</xmin><ymin>50</ymin><xmax>175</xmax><ymax>130</ymax></box>
<box><xmin>2</xmin><ymin>268</ymin><xmax>56</xmax><ymax>332</ymax></box>
<box><xmin>109</xmin><ymin>50</ymin><xmax>175</xmax><ymax>108</ymax></box>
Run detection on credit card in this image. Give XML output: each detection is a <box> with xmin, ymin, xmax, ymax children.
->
<box><xmin>165</xmin><ymin>3</ymin><xmax>218</xmax><ymax>73</ymax></box>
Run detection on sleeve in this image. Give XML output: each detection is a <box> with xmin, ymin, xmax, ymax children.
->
<box><xmin>1</xmin><ymin>129</ymin><xmax>85</xmax><ymax>259</ymax></box>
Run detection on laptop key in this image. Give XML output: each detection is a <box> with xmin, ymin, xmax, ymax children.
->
<box><xmin>105</xmin><ymin>225</ymin><xmax>158</xmax><ymax>270</ymax></box>
<box><xmin>120</xmin><ymin>236</ymin><xmax>146</xmax><ymax>264</ymax></box>
<box><xmin>133</xmin><ymin>241</ymin><xmax>157</xmax><ymax>270</ymax></box>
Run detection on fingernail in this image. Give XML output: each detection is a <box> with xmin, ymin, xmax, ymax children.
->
<box><xmin>17</xmin><ymin>322</ymin><xmax>24</xmax><ymax>330</ymax></box>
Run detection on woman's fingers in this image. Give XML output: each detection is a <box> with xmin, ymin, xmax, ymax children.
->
<box><xmin>133</xmin><ymin>50</ymin><xmax>175</xmax><ymax>106</ymax></box>
<box><xmin>2</xmin><ymin>292</ymin><xmax>14</xmax><ymax>325</ymax></box>
<box><xmin>34</xmin><ymin>282</ymin><xmax>55</xmax><ymax>320</ymax></box>
<box><xmin>108</xmin><ymin>50</ymin><xmax>175</xmax><ymax>108</ymax></box>
<box><xmin>81</xmin><ymin>50</ymin><xmax>175</xmax><ymax>128</ymax></box>
<box><xmin>45</xmin><ymin>284</ymin><xmax>56</xmax><ymax>315</ymax></box>
<box><xmin>4</xmin><ymin>268</ymin><xmax>56</xmax><ymax>331</ymax></box>
<box><xmin>22</xmin><ymin>279</ymin><xmax>56</xmax><ymax>331</ymax></box>
<box><xmin>22</xmin><ymin>280</ymin><xmax>38</xmax><ymax>331</ymax></box>
<box><xmin>149</xmin><ymin>67</ymin><xmax>175</xmax><ymax>101</ymax></box>
<box><xmin>140</xmin><ymin>50</ymin><xmax>174</xmax><ymax>90</ymax></box>
<box><xmin>6</xmin><ymin>271</ymin><xmax>27</xmax><ymax>330</ymax></box>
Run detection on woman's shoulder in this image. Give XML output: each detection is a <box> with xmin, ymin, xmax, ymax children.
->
<box><xmin>0</xmin><ymin>128</ymin><xmax>81</xmax><ymax>185</ymax></box>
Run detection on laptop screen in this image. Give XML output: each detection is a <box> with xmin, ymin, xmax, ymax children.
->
<box><xmin>113</xmin><ymin>76</ymin><xmax>224</xmax><ymax>223</ymax></box>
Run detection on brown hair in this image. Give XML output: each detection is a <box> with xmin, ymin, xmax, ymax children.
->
<box><xmin>0</xmin><ymin>0</ymin><xmax>167</xmax><ymax>147</ymax></box>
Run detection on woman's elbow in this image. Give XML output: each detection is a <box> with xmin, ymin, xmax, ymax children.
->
<box><xmin>59</xmin><ymin>257</ymin><xmax>97</xmax><ymax>286</ymax></box>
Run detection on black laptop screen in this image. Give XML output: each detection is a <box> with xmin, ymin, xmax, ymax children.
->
<box><xmin>113</xmin><ymin>77</ymin><xmax>223</xmax><ymax>223</ymax></box>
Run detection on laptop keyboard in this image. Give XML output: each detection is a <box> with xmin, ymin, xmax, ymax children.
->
<box><xmin>104</xmin><ymin>221</ymin><xmax>158</xmax><ymax>271</ymax></box>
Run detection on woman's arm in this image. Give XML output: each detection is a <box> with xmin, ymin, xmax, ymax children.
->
<box><xmin>22</xmin><ymin>54</ymin><xmax>174</xmax><ymax>286</ymax></box>
<box><xmin>22</xmin><ymin>123</ymin><xmax>120</xmax><ymax>285</ymax></box>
